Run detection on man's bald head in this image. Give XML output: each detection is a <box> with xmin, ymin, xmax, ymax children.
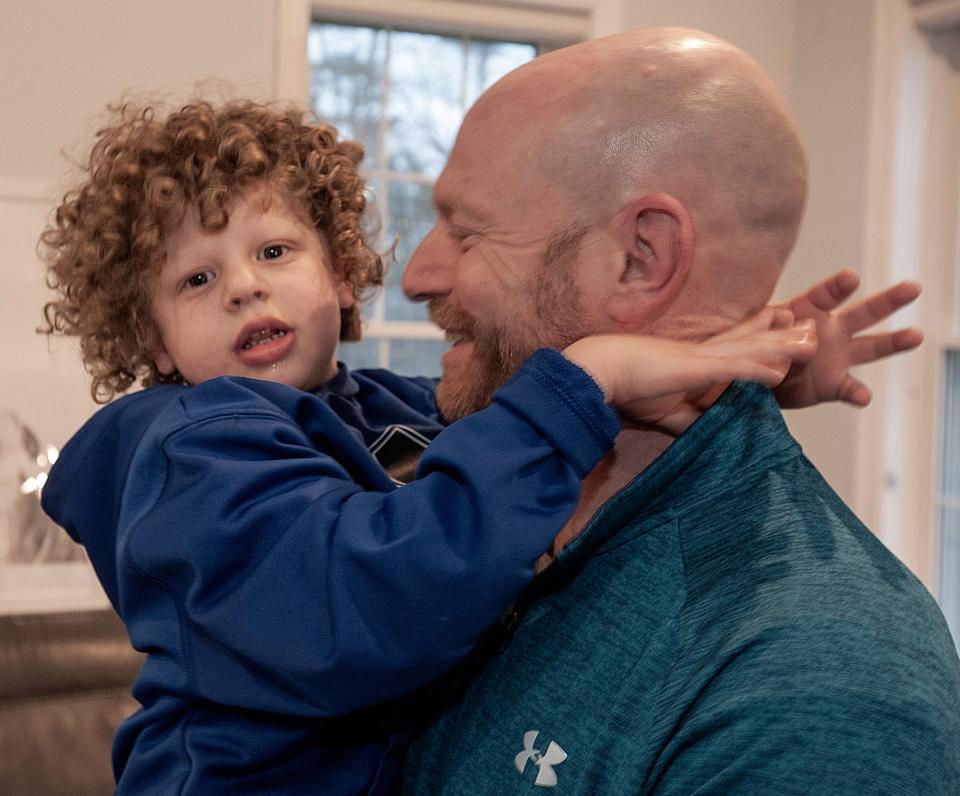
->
<box><xmin>403</xmin><ymin>28</ymin><xmax>809</xmax><ymax>417</ymax></box>
<box><xmin>468</xmin><ymin>28</ymin><xmax>808</xmax><ymax>328</ymax></box>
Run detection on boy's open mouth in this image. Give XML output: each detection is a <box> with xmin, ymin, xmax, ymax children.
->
<box><xmin>236</xmin><ymin>320</ymin><xmax>291</xmax><ymax>351</ymax></box>
<box><xmin>234</xmin><ymin>320</ymin><xmax>295</xmax><ymax>367</ymax></box>
<box><xmin>241</xmin><ymin>328</ymin><xmax>288</xmax><ymax>350</ymax></box>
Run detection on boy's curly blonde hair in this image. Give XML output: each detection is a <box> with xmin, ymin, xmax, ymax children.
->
<box><xmin>41</xmin><ymin>99</ymin><xmax>383</xmax><ymax>403</ymax></box>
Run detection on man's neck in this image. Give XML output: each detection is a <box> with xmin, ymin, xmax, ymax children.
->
<box><xmin>541</xmin><ymin>427</ymin><xmax>675</xmax><ymax>566</ymax></box>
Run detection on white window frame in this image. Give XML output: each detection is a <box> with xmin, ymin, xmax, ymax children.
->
<box><xmin>275</xmin><ymin>0</ymin><xmax>600</xmax><ymax>117</ymax></box>
<box><xmin>273</xmin><ymin>0</ymin><xmax>597</xmax><ymax>370</ymax></box>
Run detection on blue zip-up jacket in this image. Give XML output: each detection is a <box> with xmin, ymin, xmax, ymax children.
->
<box><xmin>41</xmin><ymin>349</ymin><xmax>619</xmax><ymax>794</ymax></box>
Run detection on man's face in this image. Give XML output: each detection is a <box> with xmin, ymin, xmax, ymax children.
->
<box><xmin>402</xmin><ymin>109</ymin><xmax>614</xmax><ymax>421</ymax></box>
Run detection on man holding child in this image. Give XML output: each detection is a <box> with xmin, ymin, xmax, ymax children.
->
<box><xmin>399</xmin><ymin>26</ymin><xmax>960</xmax><ymax>794</ymax></box>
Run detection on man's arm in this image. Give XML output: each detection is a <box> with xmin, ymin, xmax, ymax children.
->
<box><xmin>773</xmin><ymin>269</ymin><xmax>923</xmax><ymax>408</ymax></box>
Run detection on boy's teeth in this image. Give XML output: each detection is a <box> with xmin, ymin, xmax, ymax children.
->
<box><xmin>243</xmin><ymin>329</ymin><xmax>287</xmax><ymax>349</ymax></box>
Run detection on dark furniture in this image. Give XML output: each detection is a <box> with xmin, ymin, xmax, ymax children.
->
<box><xmin>0</xmin><ymin>610</ymin><xmax>141</xmax><ymax>795</ymax></box>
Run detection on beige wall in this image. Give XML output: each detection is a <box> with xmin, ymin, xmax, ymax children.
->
<box><xmin>615</xmin><ymin>0</ymin><xmax>799</xmax><ymax>96</ymax></box>
<box><xmin>780</xmin><ymin>0</ymin><xmax>878</xmax><ymax>518</ymax></box>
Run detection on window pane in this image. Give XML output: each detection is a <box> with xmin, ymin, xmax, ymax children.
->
<box><xmin>466</xmin><ymin>39</ymin><xmax>537</xmax><ymax>106</ymax></box>
<box><xmin>939</xmin><ymin>506</ymin><xmax>960</xmax><ymax>651</ymax></box>
<box><xmin>362</xmin><ymin>177</ymin><xmax>383</xmax><ymax>244</ymax></box>
<box><xmin>362</xmin><ymin>178</ymin><xmax>386</xmax><ymax>300</ymax></box>
<box><xmin>942</xmin><ymin>351</ymin><xmax>960</xmax><ymax>499</ymax></box>
<box><xmin>390</xmin><ymin>339</ymin><xmax>448</xmax><ymax>378</ymax></box>
<box><xmin>309</xmin><ymin>21</ymin><xmax>539</xmax><ymax>373</ymax></box>
<box><xmin>309</xmin><ymin>23</ymin><xmax>386</xmax><ymax>170</ymax></box>
<box><xmin>939</xmin><ymin>351</ymin><xmax>960</xmax><ymax>652</ymax></box>
<box><xmin>338</xmin><ymin>338</ymin><xmax>382</xmax><ymax>371</ymax></box>
<box><xmin>385</xmin><ymin>180</ymin><xmax>435</xmax><ymax>322</ymax></box>
<box><xmin>387</xmin><ymin>31</ymin><xmax>463</xmax><ymax>177</ymax></box>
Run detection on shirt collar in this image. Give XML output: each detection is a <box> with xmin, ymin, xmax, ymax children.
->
<box><xmin>313</xmin><ymin>361</ymin><xmax>360</xmax><ymax>400</ymax></box>
<box><xmin>547</xmin><ymin>382</ymin><xmax>801</xmax><ymax>573</ymax></box>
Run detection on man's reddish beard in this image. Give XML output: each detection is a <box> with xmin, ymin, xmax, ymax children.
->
<box><xmin>428</xmin><ymin>268</ymin><xmax>587</xmax><ymax>420</ymax></box>
<box><xmin>426</xmin><ymin>223</ymin><xmax>592</xmax><ymax>421</ymax></box>
<box><xmin>428</xmin><ymin>299</ymin><xmax>533</xmax><ymax>422</ymax></box>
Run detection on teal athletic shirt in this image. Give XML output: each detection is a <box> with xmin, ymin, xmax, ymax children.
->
<box><xmin>403</xmin><ymin>382</ymin><xmax>960</xmax><ymax>794</ymax></box>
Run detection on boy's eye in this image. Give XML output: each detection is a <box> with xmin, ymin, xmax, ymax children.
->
<box><xmin>184</xmin><ymin>271</ymin><xmax>214</xmax><ymax>289</ymax></box>
<box><xmin>258</xmin><ymin>244</ymin><xmax>288</xmax><ymax>260</ymax></box>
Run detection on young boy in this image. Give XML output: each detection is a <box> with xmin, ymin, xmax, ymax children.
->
<box><xmin>37</xmin><ymin>99</ymin><xmax>837</xmax><ymax>794</ymax></box>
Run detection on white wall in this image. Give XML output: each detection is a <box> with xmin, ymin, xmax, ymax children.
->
<box><xmin>781</xmin><ymin>0</ymin><xmax>878</xmax><ymax>520</ymax></box>
<box><xmin>613</xmin><ymin>0</ymin><xmax>799</xmax><ymax>97</ymax></box>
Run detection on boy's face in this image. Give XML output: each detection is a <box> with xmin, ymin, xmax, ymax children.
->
<box><xmin>149</xmin><ymin>187</ymin><xmax>354</xmax><ymax>392</ymax></box>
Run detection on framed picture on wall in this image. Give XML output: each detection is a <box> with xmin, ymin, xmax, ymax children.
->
<box><xmin>0</xmin><ymin>410</ymin><xmax>107</xmax><ymax>615</ymax></box>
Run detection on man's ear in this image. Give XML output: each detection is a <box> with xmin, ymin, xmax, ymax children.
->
<box><xmin>606</xmin><ymin>193</ymin><xmax>693</xmax><ymax>325</ymax></box>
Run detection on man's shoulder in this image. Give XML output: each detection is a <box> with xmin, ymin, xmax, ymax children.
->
<box><xmin>668</xmin><ymin>450</ymin><xmax>960</xmax><ymax>744</ymax></box>
<box><xmin>676</xmin><ymin>448</ymin><xmax>951</xmax><ymax>648</ymax></box>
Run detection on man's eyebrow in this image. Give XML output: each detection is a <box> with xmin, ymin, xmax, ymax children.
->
<box><xmin>435</xmin><ymin>197</ymin><xmax>486</xmax><ymax>226</ymax></box>
<box><xmin>435</xmin><ymin>199</ymin><xmax>455</xmax><ymax>220</ymax></box>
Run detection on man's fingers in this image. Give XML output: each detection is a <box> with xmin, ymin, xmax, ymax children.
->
<box><xmin>838</xmin><ymin>281</ymin><xmax>922</xmax><ymax>335</ymax></box>
<box><xmin>836</xmin><ymin>374</ymin><xmax>872</xmax><ymax>407</ymax></box>
<box><xmin>786</xmin><ymin>268</ymin><xmax>861</xmax><ymax>315</ymax></box>
<box><xmin>849</xmin><ymin>327</ymin><xmax>924</xmax><ymax>365</ymax></box>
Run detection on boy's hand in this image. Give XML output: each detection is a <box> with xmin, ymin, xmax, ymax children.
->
<box><xmin>563</xmin><ymin>308</ymin><xmax>817</xmax><ymax>434</ymax></box>
<box><xmin>773</xmin><ymin>269</ymin><xmax>923</xmax><ymax>409</ymax></box>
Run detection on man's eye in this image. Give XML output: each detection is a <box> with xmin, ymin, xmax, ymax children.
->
<box><xmin>184</xmin><ymin>271</ymin><xmax>214</xmax><ymax>289</ymax></box>
<box><xmin>447</xmin><ymin>229</ymin><xmax>473</xmax><ymax>249</ymax></box>
<box><xmin>258</xmin><ymin>244</ymin><xmax>288</xmax><ymax>260</ymax></box>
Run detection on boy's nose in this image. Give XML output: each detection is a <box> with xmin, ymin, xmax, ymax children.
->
<box><xmin>223</xmin><ymin>265</ymin><xmax>269</xmax><ymax>309</ymax></box>
<box><xmin>229</xmin><ymin>288</ymin><xmax>266</xmax><ymax>307</ymax></box>
<box><xmin>402</xmin><ymin>225</ymin><xmax>454</xmax><ymax>301</ymax></box>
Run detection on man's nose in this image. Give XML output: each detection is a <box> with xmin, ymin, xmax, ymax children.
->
<box><xmin>223</xmin><ymin>263</ymin><xmax>269</xmax><ymax>309</ymax></box>
<box><xmin>402</xmin><ymin>225</ymin><xmax>453</xmax><ymax>301</ymax></box>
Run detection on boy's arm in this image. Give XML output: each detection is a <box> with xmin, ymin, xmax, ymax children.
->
<box><xmin>118</xmin><ymin>327</ymin><xmax>807</xmax><ymax>719</ymax></box>
<box><xmin>772</xmin><ymin>269</ymin><xmax>923</xmax><ymax>409</ymax></box>
<box><xmin>121</xmin><ymin>356</ymin><xmax>611</xmax><ymax>718</ymax></box>
<box><xmin>565</xmin><ymin>308</ymin><xmax>813</xmax><ymax>434</ymax></box>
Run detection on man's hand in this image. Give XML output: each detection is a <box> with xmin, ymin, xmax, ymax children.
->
<box><xmin>773</xmin><ymin>269</ymin><xmax>923</xmax><ymax>409</ymax></box>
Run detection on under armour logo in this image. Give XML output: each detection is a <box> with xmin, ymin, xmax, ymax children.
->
<box><xmin>515</xmin><ymin>730</ymin><xmax>567</xmax><ymax>788</ymax></box>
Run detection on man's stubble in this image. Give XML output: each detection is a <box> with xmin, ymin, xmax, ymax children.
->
<box><xmin>429</xmin><ymin>224</ymin><xmax>591</xmax><ymax>422</ymax></box>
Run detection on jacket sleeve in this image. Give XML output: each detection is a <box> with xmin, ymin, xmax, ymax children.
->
<box><xmin>119</xmin><ymin>349</ymin><xmax>618</xmax><ymax>717</ymax></box>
